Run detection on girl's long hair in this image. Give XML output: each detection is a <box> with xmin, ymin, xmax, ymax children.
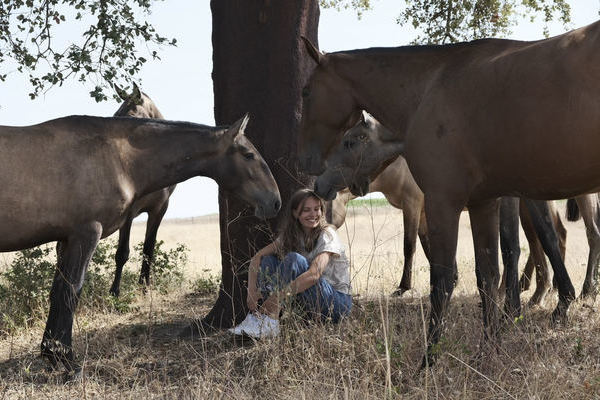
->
<box><xmin>277</xmin><ymin>188</ymin><xmax>328</xmax><ymax>257</ymax></box>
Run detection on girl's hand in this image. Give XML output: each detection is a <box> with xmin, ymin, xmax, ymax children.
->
<box><xmin>247</xmin><ymin>287</ymin><xmax>262</xmax><ymax>312</ymax></box>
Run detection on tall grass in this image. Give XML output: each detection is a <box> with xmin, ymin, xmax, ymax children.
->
<box><xmin>0</xmin><ymin>205</ymin><xmax>599</xmax><ymax>399</ymax></box>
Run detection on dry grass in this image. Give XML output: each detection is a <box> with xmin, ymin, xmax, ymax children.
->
<box><xmin>1</xmin><ymin>203</ymin><xmax>600</xmax><ymax>399</ymax></box>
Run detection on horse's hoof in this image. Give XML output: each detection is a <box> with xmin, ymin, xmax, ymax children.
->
<box><xmin>550</xmin><ymin>307</ymin><xmax>568</xmax><ymax>325</ymax></box>
<box><xmin>63</xmin><ymin>367</ymin><xmax>83</xmax><ymax>383</ymax></box>
<box><xmin>579</xmin><ymin>285</ymin><xmax>598</xmax><ymax>300</ymax></box>
<box><xmin>419</xmin><ymin>354</ymin><xmax>434</xmax><ymax>370</ymax></box>
<box><xmin>109</xmin><ymin>287</ymin><xmax>120</xmax><ymax>297</ymax></box>
<box><xmin>527</xmin><ymin>289</ymin><xmax>549</xmax><ymax>308</ymax></box>
<box><xmin>391</xmin><ymin>287</ymin><xmax>409</xmax><ymax>297</ymax></box>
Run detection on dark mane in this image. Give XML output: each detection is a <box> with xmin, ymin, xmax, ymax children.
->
<box><xmin>331</xmin><ymin>37</ymin><xmax>533</xmax><ymax>57</ymax></box>
<box><xmin>42</xmin><ymin>115</ymin><xmax>224</xmax><ymax>132</ymax></box>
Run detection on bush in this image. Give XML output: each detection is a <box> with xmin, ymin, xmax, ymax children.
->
<box><xmin>0</xmin><ymin>238</ymin><xmax>189</xmax><ymax>335</ymax></box>
<box><xmin>192</xmin><ymin>269</ymin><xmax>221</xmax><ymax>296</ymax></box>
<box><xmin>133</xmin><ymin>240</ymin><xmax>187</xmax><ymax>294</ymax></box>
<box><xmin>0</xmin><ymin>246</ymin><xmax>56</xmax><ymax>332</ymax></box>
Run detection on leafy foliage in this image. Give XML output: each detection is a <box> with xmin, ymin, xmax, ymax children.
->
<box><xmin>192</xmin><ymin>269</ymin><xmax>221</xmax><ymax>297</ymax></box>
<box><xmin>320</xmin><ymin>0</ymin><xmax>373</xmax><ymax>17</ymax></box>
<box><xmin>0</xmin><ymin>238</ymin><xmax>189</xmax><ymax>335</ymax></box>
<box><xmin>0</xmin><ymin>246</ymin><xmax>55</xmax><ymax>332</ymax></box>
<box><xmin>134</xmin><ymin>240</ymin><xmax>187</xmax><ymax>294</ymax></box>
<box><xmin>0</xmin><ymin>0</ymin><xmax>175</xmax><ymax>101</ymax></box>
<box><xmin>399</xmin><ymin>0</ymin><xmax>572</xmax><ymax>44</ymax></box>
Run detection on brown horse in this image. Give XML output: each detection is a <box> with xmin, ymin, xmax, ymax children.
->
<box><xmin>0</xmin><ymin>114</ymin><xmax>280</xmax><ymax>377</ymax></box>
<box><xmin>109</xmin><ymin>84</ymin><xmax>175</xmax><ymax>296</ymax></box>
<box><xmin>298</xmin><ymin>22</ymin><xmax>600</xmax><ymax>364</ymax></box>
<box><xmin>323</xmin><ymin>112</ymin><xmax>567</xmax><ymax>306</ymax></box>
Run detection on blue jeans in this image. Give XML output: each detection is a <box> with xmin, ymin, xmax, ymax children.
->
<box><xmin>258</xmin><ymin>253</ymin><xmax>352</xmax><ymax>323</ymax></box>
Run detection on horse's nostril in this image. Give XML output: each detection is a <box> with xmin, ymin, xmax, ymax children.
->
<box><xmin>273</xmin><ymin>199</ymin><xmax>281</xmax><ymax>212</ymax></box>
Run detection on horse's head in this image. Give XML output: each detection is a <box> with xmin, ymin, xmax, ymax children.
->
<box><xmin>299</xmin><ymin>37</ymin><xmax>361</xmax><ymax>175</ymax></box>
<box><xmin>314</xmin><ymin>111</ymin><xmax>404</xmax><ymax>200</ymax></box>
<box><xmin>217</xmin><ymin>114</ymin><xmax>281</xmax><ymax>219</ymax></box>
<box><xmin>114</xmin><ymin>83</ymin><xmax>164</xmax><ymax>119</ymax></box>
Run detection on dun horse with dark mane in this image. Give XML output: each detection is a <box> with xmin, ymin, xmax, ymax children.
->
<box><xmin>298</xmin><ymin>21</ymin><xmax>600</xmax><ymax>365</ymax></box>
<box><xmin>0</xmin><ymin>114</ymin><xmax>280</xmax><ymax>377</ymax></box>
<box><xmin>109</xmin><ymin>84</ymin><xmax>174</xmax><ymax>297</ymax></box>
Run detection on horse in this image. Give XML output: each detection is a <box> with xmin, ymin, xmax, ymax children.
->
<box><xmin>329</xmin><ymin>155</ymin><xmax>429</xmax><ymax>296</ymax></box>
<box><xmin>109</xmin><ymin>84</ymin><xmax>175</xmax><ymax>297</ymax></box>
<box><xmin>0</xmin><ymin>114</ymin><xmax>280</xmax><ymax>377</ymax></box>
<box><xmin>563</xmin><ymin>196</ymin><xmax>600</xmax><ymax>298</ymax></box>
<box><xmin>297</xmin><ymin>21</ymin><xmax>600</xmax><ymax>364</ymax></box>
<box><xmin>324</xmin><ymin>112</ymin><xmax>567</xmax><ymax>306</ymax></box>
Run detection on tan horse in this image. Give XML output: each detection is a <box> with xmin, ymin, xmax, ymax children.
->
<box><xmin>109</xmin><ymin>84</ymin><xmax>174</xmax><ymax>296</ymax></box>
<box><xmin>324</xmin><ymin>112</ymin><xmax>567</xmax><ymax>306</ymax></box>
<box><xmin>329</xmin><ymin>155</ymin><xmax>429</xmax><ymax>296</ymax></box>
<box><xmin>298</xmin><ymin>22</ymin><xmax>600</xmax><ymax>364</ymax></box>
<box><xmin>0</xmin><ymin>114</ymin><xmax>280</xmax><ymax>377</ymax></box>
<box><xmin>563</xmin><ymin>196</ymin><xmax>600</xmax><ymax>298</ymax></box>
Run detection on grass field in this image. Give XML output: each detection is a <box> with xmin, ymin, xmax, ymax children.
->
<box><xmin>1</xmin><ymin>202</ymin><xmax>599</xmax><ymax>399</ymax></box>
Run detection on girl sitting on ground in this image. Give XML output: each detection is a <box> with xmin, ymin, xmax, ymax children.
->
<box><xmin>229</xmin><ymin>188</ymin><xmax>352</xmax><ymax>338</ymax></box>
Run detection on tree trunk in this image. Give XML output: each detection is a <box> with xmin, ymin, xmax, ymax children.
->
<box><xmin>202</xmin><ymin>0</ymin><xmax>320</xmax><ymax>329</ymax></box>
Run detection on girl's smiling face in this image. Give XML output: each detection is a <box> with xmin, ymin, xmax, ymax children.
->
<box><xmin>294</xmin><ymin>196</ymin><xmax>322</xmax><ymax>234</ymax></box>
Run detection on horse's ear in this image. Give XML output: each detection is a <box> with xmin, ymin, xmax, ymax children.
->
<box><xmin>301</xmin><ymin>36</ymin><xmax>325</xmax><ymax>65</ymax></box>
<box><xmin>114</xmin><ymin>84</ymin><xmax>129</xmax><ymax>101</ymax></box>
<box><xmin>131</xmin><ymin>82</ymin><xmax>143</xmax><ymax>105</ymax></box>
<box><xmin>224</xmin><ymin>113</ymin><xmax>250</xmax><ymax>143</ymax></box>
<box><xmin>360</xmin><ymin>110</ymin><xmax>369</xmax><ymax>124</ymax></box>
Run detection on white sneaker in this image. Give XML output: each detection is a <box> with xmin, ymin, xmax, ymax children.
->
<box><xmin>241</xmin><ymin>313</ymin><xmax>280</xmax><ymax>339</ymax></box>
<box><xmin>228</xmin><ymin>313</ymin><xmax>260</xmax><ymax>335</ymax></box>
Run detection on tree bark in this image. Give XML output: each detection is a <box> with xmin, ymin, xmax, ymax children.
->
<box><xmin>202</xmin><ymin>0</ymin><xmax>320</xmax><ymax>328</ymax></box>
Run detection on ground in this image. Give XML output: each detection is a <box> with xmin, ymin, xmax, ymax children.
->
<box><xmin>0</xmin><ymin>202</ymin><xmax>598</xmax><ymax>399</ymax></box>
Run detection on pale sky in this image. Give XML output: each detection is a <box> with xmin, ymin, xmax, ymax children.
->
<box><xmin>0</xmin><ymin>1</ymin><xmax>598</xmax><ymax>219</ymax></box>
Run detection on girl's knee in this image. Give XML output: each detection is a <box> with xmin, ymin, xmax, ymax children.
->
<box><xmin>283</xmin><ymin>252</ymin><xmax>309</xmax><ymax>275</ymax></box>
<box><xmin>283</xmin><ymin>252</ymin><xmax>307</xmax><ymax>264</ymax></box>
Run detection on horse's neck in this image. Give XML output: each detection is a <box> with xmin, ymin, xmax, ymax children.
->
<box><xmin>125</xmin><ymin>121</ymin><xmax>225</xmax><ymax>196</ymax></box>
<box><xmin>333</xmin><ymin>49</ymin><xmax>450</xmax><ymax>139</ymax></box>
<box><xmin>145</xmin><ymin>99</ymin><xmax>164</xmax><ymax>119</ymax></box>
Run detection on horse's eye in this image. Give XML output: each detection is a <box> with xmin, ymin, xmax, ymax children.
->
<box><xmin>302</xmin><ymin>87</ymin><xmax>310</xmax><ymax>97</ymax></box>
<box><xmin>243</xmin><ymin>152</ymin><xmax>255</xmax><ymax>160</ymax></box>
<box><xmin>358</xmin><ymin>134</ymin><xmax>368</xmax><ymax>141</ymax></box>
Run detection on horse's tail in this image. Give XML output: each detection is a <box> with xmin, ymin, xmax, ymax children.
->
<box><xmin>566</xmin><ymin>198</ymin><xmax>581</xmax><ymax>221</ymax></box>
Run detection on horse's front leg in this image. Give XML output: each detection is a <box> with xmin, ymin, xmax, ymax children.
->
<box><xmin>469</xmin><ymin>199</ymin><xmax>501</xmax><ymax>344</ymax></box>
<box><xmin>41</xmin><ymin>222</ymin><xmax>102</xmax><ymax>379</ymax></box>
<box><xmin>575</xmin><ymin>194</ymin><xmax>600</xmax><ymax>299</ymax></box>
<box><xmin>523</xmin><ymin>199</ymin><xmax>575</xmax><ymax>323</ymax></box>
<box><xmin>421</xmin><ymin>194</ymin><xmax>463</xmax><ymax>368</ymax></box>
<box><xmin>498</xmin><ymin>197</ymin><xmax>521</xmax><ymax>320</ymax></box>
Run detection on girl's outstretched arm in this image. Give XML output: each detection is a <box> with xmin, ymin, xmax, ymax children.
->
<box><xmin>247</xmin><ymin>241</ymin><xmax>278</xmax><ymax>311</ymax></box>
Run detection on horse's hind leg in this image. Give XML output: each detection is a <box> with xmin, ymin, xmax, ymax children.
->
<box><xmin>41</xmin><ymin>223</ymin><xmax>102</xmax><ymax>379</ymax></box>
<box><xmin>499</xmin><ymin>197</ymin><xmax>521</xmax><ymax>319</ymax></box>
<box><xmin>139</xmin><ymin>201</ymin><xmax>169</xmax><ymax>286</ymax></box>
<box><xmin>576</xmin><ymin>194</ymin><xmax>600</xmax><ymax>299</ymax></box>
<box><xmin>110</xmin><ymin>217</ymin><xmax>133</xmax><ymax>297</ymax></box>
<box><xmin>519</xmin><ymin>200</ymin><xmax>551</xmax><ymax>307</ymax></box>
<box><xmin>523</xmin><ymin>199</ymin><xmax>575</xmax><ymax>323</ymax></box>
<box><xmin>392</xmin><ymin>199</ymin><xmax>421</xmax><ymax>296</ymax></box>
